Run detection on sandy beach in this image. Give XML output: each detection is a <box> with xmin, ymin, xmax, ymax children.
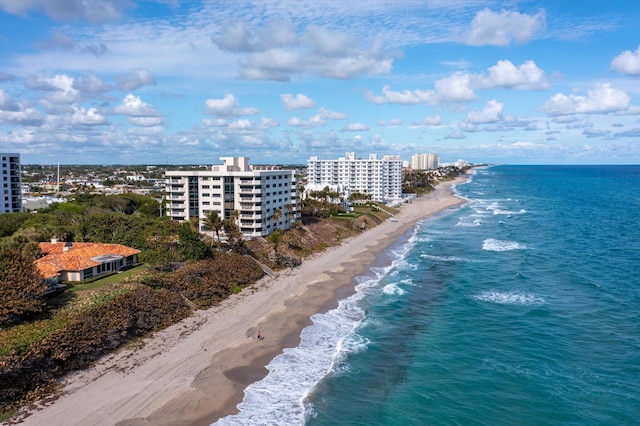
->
<box><xmin>16</xmin><ymin>176</ymin><xmax>467</xmax><ymax>426</ymax></box>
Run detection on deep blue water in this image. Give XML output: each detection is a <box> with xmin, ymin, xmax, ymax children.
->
<box><xmin>216</xmin><ymin>165</ymin><xmax>640</xmax><ymax>425</ymax></box>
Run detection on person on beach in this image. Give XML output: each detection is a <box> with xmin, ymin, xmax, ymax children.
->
<box><xmin>257</xmin><ymin>330</ymin><xmax>262</xmax><ymax>339</ymax></box>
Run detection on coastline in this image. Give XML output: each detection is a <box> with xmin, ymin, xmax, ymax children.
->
<box><xmin>16</xmin><ymin>175</ymin><xmax>468</xmax><ymax>426</ymax></box>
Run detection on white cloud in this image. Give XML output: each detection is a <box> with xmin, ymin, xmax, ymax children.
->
<box><xmin>229</xmin><ymin>119</ymin><xmax>253</xmax><ymax>130</ymax></box>
<box><xmin>318</xmin><ymin>107</ymin><xmax>346</xmax><ymax>120</ymax></box>
<box><xmin>342</xmin><ymin>122</ymin><xmax>370</xmax><ymax>131</ymax></box>
<box><xmin>445</xmin><ymin>132</ymin><xmax>466</xmax><ymax>139</ymax></box>
<box><xmin>434</xmin><ymin>73</ymin><xmax>476</xmax><ymax>103</ymax></box>
<box><xmin>473</xmin><ymin>60</ymin><xmax>549</xmax><ymax>90</ymax></box>
<box><xmin>542</xmin><ymin>83</ymin><xmax>631</xmax><ymax>115</ymax></box>
<box><xmin>281</xmin><ymin>93</ymin><xmax>316</xmax><ymax>111</ymax></box>
<box><xmin>202</xmin><ymin>118</ymin><xmax>228</xmax><ymax>127</ymax></box>
<box><xmin>218</xmin><ymin>21</ymin><xmax>396</xmax><ymax>81</ymax></box>
<box><xmin>611</xmin><ymin>45</ymin><xmax>640</xmax><ymax>76</ymax></box>
<box><xmin>366</xmin><ymin>72</ymin><xmax>475</xmax><ymax>106</ymax></box>
<box><xmin>114</xmin><ymin>93</ymin><xmax>163</xmax><ymax>127</ymax></box>
<box><xmin>205</xmin><ymin>94</ymin><xmax>259</xmax><ymax>117</ymax></box>
<box><xmin>287</xmin><ymin>115</ymin><xmax>325</xmax><ymax>128</ymax></box>
<box><xmin>25</xmin><ymin>74</ymin><xmax>82</xmax><ymax>104</ymax></box>
<box><xmin>422</xmin><ymin>115</ymin><xmax>442</xmax><ymax>126</ymax></box>
<box><xmin>0</xmin><ymin>0</ymin><xmax>130</xmax><ymax>23</ymax></box>
<box><xmin>465</xmin><ymin>99</ymin><xmax>504</xmax><ymax>124</ymax></box>
<box><xmin>73</xmin><ymin>71</ymin><xmax>112</xmax><ymax>94</ymax></box>
<box><xmin>467</xmin><ymin>9</ymin><xmax>546</xmax><ymax>46</ymax></box>
<box><xmin>259</xmin><ymin>117</ymin><xmax>279</xmax><ymax>129</ymax></box>
<box><xmin>71</xmin><ymin>105</ymin><xmax>107</xmax><ymax>125</ymax></box>
<box><xmin>116</xmin><ymin>68</ymin><xmax>157</xmax><ymax>91</ymax></box>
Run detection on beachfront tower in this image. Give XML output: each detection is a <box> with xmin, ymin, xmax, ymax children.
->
<box><xmin>165</xmin><ymin>157</ymin><xmax>299</xmax><ymax>239</ymax></box>
<box><xmin>410</xmin><ymin>153</ymin><xmax>439</xmax><ymax>170</ymax></box>
<box><xmin>1</xmin><ymin>153</ymin><xmax>23</xmax><ymax>213</ymax></box>
<box><xmin>306</xmin><ymin>152</ymin><xmax>403</xmax><ymax>204</ymax></box>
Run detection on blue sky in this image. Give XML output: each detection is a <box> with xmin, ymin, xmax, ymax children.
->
<box><xmin>0</xmin><ymin>0</ymin><xmax>639</xmax><ymax>165</ymax></box>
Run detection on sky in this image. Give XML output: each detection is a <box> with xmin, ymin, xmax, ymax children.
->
<box><xmin>0</xmin><ymin>0</ymin><xmax>639</xmax><ymax>165</ymax></box>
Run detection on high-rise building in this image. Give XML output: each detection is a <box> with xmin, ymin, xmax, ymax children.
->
<box><xmin>1</xmin><ymin>153</ymin><xmax>22</xmax><ymax>213</ymax></box>
<box><xmin>165</xmin><ymin>157</ymin><xmax>299</xmax><ymax>239</ymax></box>
<box><xmin>410</xmin><ymin>153</ymin><xmax>439</xmax><ymax>170</ymax></box>
<box><xmin>306</xmin><ymin>152</ymin><xmax>403</xmax><ymax>203</ymax></box>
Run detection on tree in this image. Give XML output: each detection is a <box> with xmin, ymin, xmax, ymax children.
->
<box><xmin>0</xmin><ymin>245</ymin><xmax>48</xmax><ymax>326</ymax></box>
<box><xmin>177</xmin><ymin>223</ymin><xmax>211</xmax><ymax>260</ymax></box>
<box><xmin>271</xmin><ymin>208</ymin><xmax>282</xmax><ymax>230</ymax></box>
<box><xmin>202</xmin><ymin>210</ymin><xmax>223</xmax><ymax>246</ymax></box>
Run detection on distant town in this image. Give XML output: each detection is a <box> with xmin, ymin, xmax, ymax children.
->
<box><xmin>3</xmin><ymin>152</ymin><xmax>473</xmax><ymax>238</ymax></box>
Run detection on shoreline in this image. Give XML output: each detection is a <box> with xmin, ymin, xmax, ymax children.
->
<box><xmin>15</xmin><ymin>175</ymin><xmax>468</xmax><ymax>426</ymax></box>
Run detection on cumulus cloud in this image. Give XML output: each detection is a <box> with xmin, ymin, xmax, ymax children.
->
<box><xmin>342</xmin><ymin>122</ymin><xmax>370</xmax><ymax>131</ymax></box>
<box><xmin>0</xmin><ymin>72</ymin><xmax>15</xmax><ymax>82</ymax></box>
<box><xmin>214</xmin><ymin>20</ymin><xmax>396</xmax><ymax>81</ymax></box>
<box><xmin>611</xmin><ymin>45</ymin><xmax>640</xmax><ymax>76</ymax></box>
<box><xmin>473</xmin><ymin>60</ymin><xmax>549</xmax><ymax>90</ymax></box>
<box><xmin>445</xmin><ymin>132</ymin><xmax>466</xmax><ymax>139</ymax></box>
<box><xmin>73</xmin><ymin>71</ymin><xmax>112</xmax><ymax>94</ymax></box>
<box><xmin>114</xmin><ymin>94</ymin><xmax>163</xmax><ymax>127</ymax></box>
<box><xmin>465</xmin><ymin>99</ymin><xmax>504</xmax><ymax>124</ymax></box>
<box><xmin>366</xmin><ymin>59</ymin><xmax>549</xmax><ymax>107</ymax></box>
<box><xmin>422</xmin><ymin>115</ymin><xmax>442</xmax><ymax>126</ymax></box>
<box><xmin>0</xmin><ymin>0</ymin><xmax>131</xmax><ymax>23</ymax></box>
<box><xmin>205</xmin><ymin>93</ymin><xmax>259</xmax><ymax>117</ymax></box>
<box><xmin>71</xmin><ymin>105</ymin><xmax>108</xmax><ymax>125</ymax></box>
<box><xmin>26</xmin><ymin>74</ymin><xmax>82</xmax><ymax>104</ymax></box>
<box><xmin>0</xmin><ymin>90</ymin><xmax>43</xmax><ymax>125</ymax></box>
<box><xmin>542</xmin><ymin>83</ymin><xmax>631</xmax><ymax>115</ymax></box>
<box><xmin>281</xmin><ymin>93</ymin><xmax>316</xmax><ymax>111</ymax></box>
<box><xmin>116</xmin><ymin>69</ymin><xmax>157</xmax><ymax>91</ymax></box>
<box><xmin>365</xmin><ymin>72</ymin><xmax>475</xmax><ymax>106</ymax></box>
<box><xmin>259</xmin><ymin>117</ymin><xmax>279</xmax><ymax>129</ymax></box>
<box><xmin>286</xmin><ymin>108</ymin><xmax>346</xmax><ymax>128</ymax></box>
<box><xmin>213</xmin><ymin>20</ymin><xmax>297</xmax><ymax>53</ymax></box>
<box><xmin>467</xmin><ymin>9</ymin><xmax>546</xmax><ymax>46</ymax></box>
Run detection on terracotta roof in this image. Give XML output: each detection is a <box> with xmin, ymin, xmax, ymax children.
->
<box><xmin>35</xmin><ymin>242</ymin><xmax>140</xmax><ymax>279</ymax></box>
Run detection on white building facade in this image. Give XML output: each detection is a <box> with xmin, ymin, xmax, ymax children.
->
<box><xmin>306</xmin><ymin>152</ymin><xmax>403</xmax><ymax>204</ymax></box>
<box><xmin>165</xmin><ymin>157</ymin><xmax>299</xmax><ymax>239</ymax></box>
<box><xmin>1</xmin><ymin>153</ymin><xmax>22</xmax><ymax>213</ymax></box>
<box><xmin>410</xmin><ymin>153</ymin><xmax>439</xmax><ymax>170</ymax></box>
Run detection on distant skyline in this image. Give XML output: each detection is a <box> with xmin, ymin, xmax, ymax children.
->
<box><xmin>1</xmin><ymin>0</ymin><xmax>639</xmax><ymax>165</ymax></box>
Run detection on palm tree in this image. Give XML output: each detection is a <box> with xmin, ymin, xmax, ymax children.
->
<box><xmin>272</xmin><ymin>208</ymin><xmax>282</xmax><ymax>230</ymax></box>
<box><xmin>284</xmin><ymin>203</ymin><xmax>293</xmax><ymax>229</ymax></box>
<box><xmin>202</xmin><ymin>210</ymin><xmax>223</xmax><ymax>245</ymax></box>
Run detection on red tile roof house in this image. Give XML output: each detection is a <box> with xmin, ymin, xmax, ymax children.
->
<box><xmin>35</xmin><ymin>236</ymin><xmax>140</xmax><ymax>284</ymax></box>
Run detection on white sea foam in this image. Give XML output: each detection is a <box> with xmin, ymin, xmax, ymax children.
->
<box><xmin>473</xmin><ymin>291</ymin><xmax>545</xmax><ymax>305</ymax></box>
<box><xmin>482</xmin><ymin>239</ymin><xmax>527</xmax><ymax>251</ymax></box>
<box><xmin>215</xmin><ymin>231</ymin><xmax>414</xmax><ymax>425</ymax></box>
<box><xmin>456</xmin><ymin>216</ymin><xmax>482</xmax><ymax>227</ymax></box>
<box><xmin>382</xmin><ymin>283</ymin><xmax>406</xmax><ymax>295</ymax></box>
<box><xmin>420</xmin><ymin>254</ymin><xmax>479</xmax><ymax>263</ymax></box>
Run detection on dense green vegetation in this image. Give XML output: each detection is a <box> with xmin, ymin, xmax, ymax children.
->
<box><xmin>0</xmin><ymin>192</ymin><xmax>260</xmax><ymax>417</ymax></box>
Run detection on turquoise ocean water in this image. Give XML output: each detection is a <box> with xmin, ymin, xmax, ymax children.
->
<box><xmin>216</xmin><ymin>165</ymin><xmax>640</xmax><ymax>425</ymax></box>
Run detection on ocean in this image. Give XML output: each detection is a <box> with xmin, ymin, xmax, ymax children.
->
<box><xmin>215</xmin><ymin>165</ymin><xmax>640</xmax><ymax>425</ymax></box>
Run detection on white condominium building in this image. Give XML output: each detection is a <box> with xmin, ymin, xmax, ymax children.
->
<box><xmin>410</xmin><ymin>153</ymin><xmax>439</xmax><ymax>170</ymax></box>
<box><xmin>165</xmin><ymin>157</ymin><xmax>299</xmax><ymax>239</ymax></box>
<box><xmin>306</xmin><ymin>152</ymin><xmax>403</xmax><ymax>203</ymax></box>
<box><xmin>1</xmin><ymin>153</ymin><xmax>22</xmax><ymax>213</ymax></box>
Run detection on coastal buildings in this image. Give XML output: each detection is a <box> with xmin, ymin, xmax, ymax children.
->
<box><xmin>165</xmin><ymin>157</ymin><xmax>299</xmax><ymax>239</ymax></box>
<box><xmin>306</xmin><ymin>152</ymin><xmax>403</xmax><ymax>204</ymax></box>
<box><xmin>410</xmin><ymin>153</ymin><xmax>439</xmax><ymax>170</ymax></box>
<box><xmin>35</xmin><ymin>236</ymin><xmax>140</xmax><ymax>284</ymax></box>
<box><xmin>1</xmin><ymin>153</ymin><xmax>22</xmax><ymax>213</ymax></box>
